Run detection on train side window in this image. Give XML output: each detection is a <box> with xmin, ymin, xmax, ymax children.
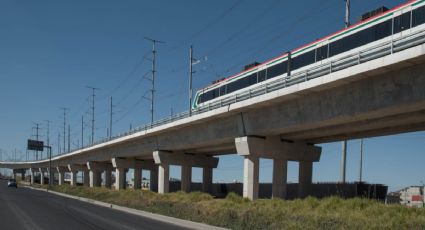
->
<box><xmin>258</xmin><ymin>69</ymin><xmax>266</xmax><ymax>82</ymax></box>
<box><xmin>219</xmin><ymin>86</ymin><xmax>226</xmax><ymax>96</ymax></box>
<box><xmin>266</xmin><ymin>61</ymin><xmax>287</xmax><ymax>80</ymax></box>
<box><xmin>226</xmin><ymin>81</ymin><xmax>238</xmax><ymax>94</ymax></box>
<box><xmin>247</xmin><ymin>73</ymin><xmax>257</xmax><ymax>86</ymax></box>
<box><xmin>292</xmin><ymin>50</ymin><xmax>315</xmax><ymax>70</ymax></box>
<box><xmin>413</xmin><ymin>5</ymin><xmax>425</xmax><ymax>27</ymax></box>
<box><xmin>394</xmin><ymin>12</ymin><xmax>411</xmax><ymax>34</ymax></box>
<box><xmin>375</xmin><ymin>19</ymin><xmax>392</xmax><ymax>40</ymax></box>
<box><xmin>316</xmin><ymin>45</ymin><xmax>328</xmax><ymax>61</ymax></box>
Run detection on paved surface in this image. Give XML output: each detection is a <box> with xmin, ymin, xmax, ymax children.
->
<box><xmin>0</xmin><ymin>180</ymin><xmax>189</xmax><ymax>230</ymax></box>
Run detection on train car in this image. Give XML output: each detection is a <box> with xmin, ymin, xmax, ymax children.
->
<box><xmin>192</xmin><ymin>0</ymin><xmax>425</xmax><ymax>110</ymax></box>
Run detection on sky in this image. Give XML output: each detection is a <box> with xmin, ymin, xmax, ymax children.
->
<box><xmin>0</xmin><ymin>0</ymin><xmax>423</xmax><ymax>192</ymax></box>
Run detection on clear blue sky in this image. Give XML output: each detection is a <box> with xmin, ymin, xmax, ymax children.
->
<box><xmin>0</xmin><ymin>0</ymin><xmax>422</xmax><ymax>192</ymax></box>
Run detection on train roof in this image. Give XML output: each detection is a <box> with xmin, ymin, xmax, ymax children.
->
<box><xmin>199</xmin><ymin>0</ymin><xmax>417</xmax><ymax>92</ymax></box>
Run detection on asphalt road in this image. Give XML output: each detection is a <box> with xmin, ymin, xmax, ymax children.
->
<box><xmin>0</xmin><ymin>180</ymin><xmax>190</xmax><ymax>230</ymax></box>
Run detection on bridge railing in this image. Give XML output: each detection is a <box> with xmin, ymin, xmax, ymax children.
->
<box><xmin>15</xmin><ymin>28</ymin><xmax>425</xmax><ymax>162</ymax></box>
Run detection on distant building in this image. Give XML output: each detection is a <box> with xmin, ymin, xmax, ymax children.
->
<box><xmin>399</xmin><ymin>186</ymin><xmax>424</xmax><ymax>208</ymax></box>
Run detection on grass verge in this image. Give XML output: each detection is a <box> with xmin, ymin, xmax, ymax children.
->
<box><xmin>29</xmin><ymin>184</ymin><xmax>425</xmax><ymax>229</ymax></box>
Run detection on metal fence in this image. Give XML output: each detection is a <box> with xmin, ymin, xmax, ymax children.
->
<box><xmin>20</xmin><ymin>28</ymin><xmax>425</xmax><ymax>162</ymax></box>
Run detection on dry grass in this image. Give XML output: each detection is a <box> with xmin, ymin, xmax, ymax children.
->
<box><xmin>30</xmin><ymin>184</ymin><xmax>425</xmax><ymax>229</ymax></box>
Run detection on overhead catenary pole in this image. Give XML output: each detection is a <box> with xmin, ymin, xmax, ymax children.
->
<box><xmin>359</xmin><ymin>138</ymin><xmax>364</xmax><ymax>182</ymax></box>
<box><xmin>345</xmin><ymin>0</ymin><xmax>351</xmax><ymax>28</ymax></box>
<box><xmin>60</xmin><ymin>107</ymin><xmax>68</xmax><ymax>153</ymax></box>
<box><xmin>189</xmin><ymin>45</ymin><xmax>194</xmax><ymax>116</ymax></box>
<box><xmin>340</xmin><ymin>0</ymin><xmax>351</xmax><ymax>184</ymax></box>
<box><xmin>68</xmin><ymin>124</ymin><xmax>70</xmax><ymax>152</ymax></box>
<box><xmin>81</xmin><ymin>116</ymin><xmax>84</xmax><ymax>148</ymax></box>
<box><xmin>109</xmin><ymin>96</ymin><xmax>113</xmax><ymax>139</ymax></box>
<box><xmin>33</xmin><ymin>122</ymin><xmax>41</xmax><ymax>160</ymax></box>
<box><xmin>86</xmin><ymin>86</ymin><xmax>99</xmax><ymax>144</ymax></box>
<box><xmin>145</xmin><ymin>37</ymin><xmax>165</xmax><ymax>125</ymax></box>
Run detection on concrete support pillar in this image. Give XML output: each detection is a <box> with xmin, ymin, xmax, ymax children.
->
<box><xmin>30</xmin><ymin>169</ymin><xmax>35</xmax><ymax>184</ymax></box>
<box><xmin>150</xmin><ymin>167</ymin><xmax>158</xmax><ymax>192</ymax></box>
<box><xmin>153</xmin><ymin>151</ymin><xmax>218</xmax><ymax>194</ymax></box>
<box><xmin>56</xmin><ymin>167</ymin><xmax>67</xmax><ymax>186</ymax></box>
<box><xmin>181</xmin><ymin>166</ymin><xmax>192</xmax><ymax>192</ymax></box>
<box><xmin>105</xmin><ymin>169</ymin><xmax>112</xmax><ymax>188</ymax></box>
<box><xmin>272</xmin><ymin>159</ymin><xmax>288</xmax><ymax>199</ymax></box>
<box><xmin>70</xmin><ymin>171</ymin><xmax>77</xmax><ymax>186</ymax></box>
<box><xmin>243</xmin><ymin>156</ymin><xmax>259</xmax><ymax>200</ymax></box>
<box><xmin>40</xmin><ymin>171</ymin><xmax>45</xmax><ymax>185</ymax></box>
<box><xmin>202</xmin><ymin>167</ymin><xmax>213</xmax><ymax>193</ymax></box>
<box><xmin>115</xmin><ymin>168</ymin><xmax>126</xmax><ymax>190</ymax></box>
<box><xmin>158</xmin><ymin>163</ymin><xmax>169</xmax><ymax>194</ymax></box>
<box><xmin>83</xmin><ymin>170</ymin><xmax>90</xmax><ymax>187</ymax></box>
<box><xmin>236</xmin><ymin>136</ymin><xmax>321</xmax><ymax>200</ymax></box>
<box><xmin>134</xmin><ymin>168</ymin><xmax>142</xmax><ymax>190</ymax></box>
<box><xmin>58</xmin><ymin>171</ymin><xmax>65</xmax><ymax>185</ymax></box>
<box><xmin>298</xmin><ymin>161</ymin><xmax>313</xmax><ymax>198</ymax></box>
<box><xmin>89</xmin><ymin>170</ymin><xmax>102</xmax><ymax>187</ymax></box>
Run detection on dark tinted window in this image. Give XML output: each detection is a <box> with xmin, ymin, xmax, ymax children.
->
<box><xmin>226</xmin><ymin>80</ymin><xmax>239</xmax><ymax>94</ymax></box>
<box><xmin>413</xmin><ymin>5</ymin><xmax>425</xmax><ymax>27</ymax></box>
<box><xmin>329</xmin><ymin>19</ymin><xmax>391</xmax><ymax>57</ymax></box>
<box><xmin>219</xmin><ymin>86</ymin><xmax>226</xmax><ymax>96</ymax></box>
<box><xmin>266</xmin><ymin>61</ymin><xmax>287</xmax><ymax>79</ymax></box>
<box><xmin>292</xmin><ymin>50</ymin><xmax>315</xmax><ymax>70</ymax></box>
<box><xmin>394</xmin><ymin>12</ymin><xmax>411</xmax><ymax>34</ymax></box>
<box><xmin>316</xmin><ymin>45</ymin><xmax>328</xmax><ymax>61</ymax></box>
<box><xmin>258</xmin><ymin>70</ymin><xmax>266</xmax><ymax>82</ymax></box>
<box><xmin>375</xmin><ymin>19</ymin><xmax>392</xmax><ymax>40</ymax></box>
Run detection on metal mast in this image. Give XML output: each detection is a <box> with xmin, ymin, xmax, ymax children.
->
<box><xmin>144</xmin><ymin>37</ymin><xmax>165</xmax><ymax>124</ymax></box>
<box><xmin>345</xmin><ymin>0</ymin><xmax>351</xmax><ymax>28</ymax></box>
<box><xmin>359</xmin><ymin>138</ymin><xmax>363</xmax><ymax>182</ymax></box>
<box><xmin>189</xmin><ymin>45</ymin><xmax>194</xmax><ymax>116</ymax></box>
<box><xmin>60</xmin><ymin>107</ymin><xmax>68</xmax><ymax>153</ymax></box>
<box><xmin>341</xmin><ymin>0</ymin><xmax>351</xmax><ymax>184</ymax></box>
<box><xmin>109</xmin><ymin>96</ymin><xmax>113</xmax><ymax>139</ymax></box>
<box><xmin>87</xmin><ymin>86</ymin><xmax>99</xmax><ymax>144</ymax></box>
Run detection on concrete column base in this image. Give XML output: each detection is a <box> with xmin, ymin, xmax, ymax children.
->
<box><xmin>134</xmin><ymin>168</ymin><xmax>142</xmax><ymax>190</ymax></box>
<box><xmin>58</xmin><ymin>171</ymin><xmax>65</xmax><ymax>185</ymax></box>
<box><xmin>89</xmin><ymin>170</ymin><xmax>102</xmax><ymax>187</ymax></box>
<box><xmin>299</xmin><ymin>161</ymin><xmax>313</xmax><ymax>198</ymax></box>
<box><xmin>181</xmin><ymin>166</ymin><xmax>192</xmax><ymax>193</ymax></box>
<box><xmin>83</xmin><ymin>170</ymin><xmax>90</xmax><ymax>187</ymax></box>
<box><xmin>202</xmin><ymin>167</ymin><xmax>213</xmax><ymax>194</ymax></box>
<box><xmin>272</xmin><ymin>159</ymin><xmax>288</xmax><ymax>199</ymax></box>
<box><xmin>243</xmin><ymin>156</ymin><xmax>259</xmax><ymax>200</ymax></box>
<box><xmin>150</xmin><ymin>167</ymin><xmax>158</xmax><ymax>192</ymax></box>
<box><xmin>40</xmin><ymin>171</ymin><xmax>45</xmax><ymax>185</ymax></box>
<box><xmin>158</xmin><ymin>164</ymin><xmax>169</xmax><ymax>194</ymax></box>
<box><xmin>104</xmin><ymin>169</ymin><xmax>112</xmax><ymax>188</ymax></box>
<box><xmin>115</xmin><ymin>168</ymin><xmax>126</xmax><ymax>190</ymax></box>
<box><xmin>70</xmin><ymin>171</ymin><xmax>77</xmax><ymax>186</ymax></box>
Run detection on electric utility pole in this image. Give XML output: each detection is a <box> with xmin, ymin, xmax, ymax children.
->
<box><xmin>340</xmin><ymin>0</ymin><xmax>351</xmax><ymax>184</ymax></box>
<box><xmin>86</xmin><ymin>86</ymin><xmax>99</xmax><ymax>144</ymax></box>
<box><xmin>145</xmin><ymin>37</ymin><xmax>165</xmax><ymax>125</ymax></box>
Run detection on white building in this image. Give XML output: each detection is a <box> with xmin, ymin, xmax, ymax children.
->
<box><xmin>400</xmin><ymin>186</ymin><xmax>424</xmax><ymax>208</ymax></box>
